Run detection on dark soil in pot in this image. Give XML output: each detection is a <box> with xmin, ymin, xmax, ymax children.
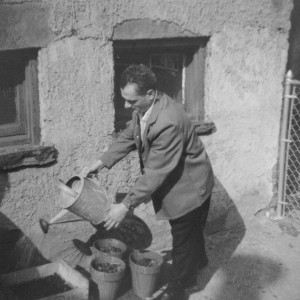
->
<box><xmin>99</xmin><ymin>246</ymin><xmax>122</xmax><ymax>255</ymax></box>
<box><xmin>95</xmin><ymin>262</ymin><xmax>123</xmax><ymax>273</ymax></box>
<box><xmin>133</xmin><ymin>258</ymin><xmax>160</xmax><ymax>267</ymax></box>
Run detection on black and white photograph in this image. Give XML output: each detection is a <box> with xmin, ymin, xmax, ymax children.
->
<box><xmin>0</xmin><ymin>0</ymin><xmax>299</xmax><ymax>299</ymax></box>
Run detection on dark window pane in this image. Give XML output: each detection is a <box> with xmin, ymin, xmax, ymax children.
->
<box><xmin>151</xmin><ymin>54</ymin><xmax>183</xmax><ymax>103</ymax></box>
<box><xmin>0</xmin><ymin>48</ymin><xmax>39</xmax><ymax>147</ymax></box>
<box><xmin>0</xmin><ymin>87</ymin><xmax>17</xmax><ymax>125</ymax></box>
<box><xmin>0</xmin><ymin>49</ymin><xmax>27</xmax><ymax>127</ymax></box>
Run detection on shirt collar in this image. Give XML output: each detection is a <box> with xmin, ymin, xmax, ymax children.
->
<box><xmin>141</xmin><ymin>100</ymin><xmax>155</xmax><ymax>122</ymax></box>
<box><xmin>140</xmin><ymin>90</ymin><xmax>158</xmax><ymax>122</ymax></box>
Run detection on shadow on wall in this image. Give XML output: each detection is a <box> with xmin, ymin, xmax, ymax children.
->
<box><xmin>195</xmin><ymin>177</ymin><xmax>246</xmax><ymax>292</ymax></box>
<box><xmin>205</xmin><ymin>177</ymin><xmax>245</xmax><ymax>235</ymax></box>
<box><xmin>152</xmin><ymin>178</ymin><xmax>244</xmax><ymax>298</ymax></box>
<box><xmin>0</xmin><ymin>170</ymin><xmax>49</xmax><ymax>274</ymax></box>
<box><xmin>150</xmin><ymin>176</ymin><xmax>246</xmax><ymax>296</ymax></box>
<box><xmin>191</xmin><ymin>180</ymin><xmax>281</xmax><ymax>299</ymax></box>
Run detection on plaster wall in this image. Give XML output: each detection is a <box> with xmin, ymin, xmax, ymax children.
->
<box><xmin>0</xmin><ymin>0</ymin><xmax>293</xmax><ymax>255</ymax></box>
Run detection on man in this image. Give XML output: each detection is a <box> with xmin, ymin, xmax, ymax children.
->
<box><xmin>81</xmin><ymin>64</ymin><xmax>214</xmax><ymax>300</ymax></box>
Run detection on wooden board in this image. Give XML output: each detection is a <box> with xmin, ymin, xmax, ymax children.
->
<box><xmin>0</xmin><ymin>260</ymin><xmax>89</xmax><ymax>300</ymax></box>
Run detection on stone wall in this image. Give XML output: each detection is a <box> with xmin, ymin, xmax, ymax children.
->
<box><xmin>0</xmin><ymin>0</ymin><xmax>293</xmax><ymax>259</ymax></box>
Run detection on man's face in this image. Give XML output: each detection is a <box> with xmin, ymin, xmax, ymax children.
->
<box><xmin>121</xmin><ymin>84</ymin><xmax>154</xmax><ymax>115</ymax></box>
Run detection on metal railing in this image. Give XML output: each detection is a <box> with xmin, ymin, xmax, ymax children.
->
<box><xmin>277</xmin><ymin>70</ymin><xmax>300</xmax><ymax>223</ymax></box>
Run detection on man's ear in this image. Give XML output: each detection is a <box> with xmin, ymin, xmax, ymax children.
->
<box><xmin>147</xmin><ymin>89</ymin><xmax>156</xmax><ymax>99</ymax></box>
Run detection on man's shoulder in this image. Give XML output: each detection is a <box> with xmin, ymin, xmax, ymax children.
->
<box><xmin>149</xmin><ymin>94</ymin><xmax>188</xmax><ymax>133</ymax></box>
<box><xmin>157</xmin><ymin>93</ymin><xmax>186</xmax><ymax>120</ymax></box>
<box><xmin>159</xmin><ymin>92</ymin><xmax>179</xmax><ymax>105</ymax></box>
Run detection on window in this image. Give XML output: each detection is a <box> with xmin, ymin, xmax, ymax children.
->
<box><xmin>113</xmin><ymin>38</ymin><xmax>208</xmax><ymax>132</ymax></box>
<box><xmin>0</xmin><ymin>48</ymin><xmax>40</xmax><ymax>148</ymax></box>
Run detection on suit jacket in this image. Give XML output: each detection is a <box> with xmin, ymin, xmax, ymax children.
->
<box><xmin>100</xmin><ymin>92</ymin><xmax>214</xmax><ymax>220</ymax></box>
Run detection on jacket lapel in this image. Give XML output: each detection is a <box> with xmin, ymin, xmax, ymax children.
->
<box><xmin>133</xmin><ymin>111</ymin><xmax>142</xmax><ymax>152</ymax></box>
<box><xmin>141</xmin><ymin>93</ymin><xmax>165</xmax><ymax>152</ymax></box>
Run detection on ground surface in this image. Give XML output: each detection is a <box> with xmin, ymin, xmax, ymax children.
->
<box><xmin>116</xmin><ymin>213</ymin><xmax>300</xmax><ymax>300</ymax></box>
<box><xmin>1</xmin><ymin>210</ymin><xmax>300</xmax><ymax>300</ymax></box>
<box><xmin>186</xmin><ymin>216</ymin><xmax>300</xmax><ymax>300</ymax></box>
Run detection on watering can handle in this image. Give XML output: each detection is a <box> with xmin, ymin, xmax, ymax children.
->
<box><xmin>103</xmin><ymin>185</ymin><xmax>120</xmax><ymax>210</ymax></box>
<box><xmin>57</xmin><ymin>180</ymin><xmax>79</xmax><ymax>198</ymax></box>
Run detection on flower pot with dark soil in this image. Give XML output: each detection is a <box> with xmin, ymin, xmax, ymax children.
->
<box><xmin>129</xmin><ymin>250</ymin><xmax>163</xmax><ymax>299</ymax></box>
<box><xmin>92</xmin><ymin>238</ymin><xmax>127</xmax><ymax>259</ymax></box>
<box><xmin>90</xmin><ymin>255</ymin><xmax>126</xmax><ymax>300</ymax></box>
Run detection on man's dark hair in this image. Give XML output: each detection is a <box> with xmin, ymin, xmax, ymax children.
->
<box><xmin>120</xmin><ymin>64</ymin><xmax>157</xmax><ymax>96</ymax></box>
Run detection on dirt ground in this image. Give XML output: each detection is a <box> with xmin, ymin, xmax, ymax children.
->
<box><xmin>187</xmin><ymin>215</ymin><xmax>300</xmax><ymax>300</ymax></box>
<box><xmin>1</xmin><ymin>204</ymin><xmax>300</xmax><ymax>300</ymax></box>
<box><xmin>117</xmin><ymin>211</ymin><xmax>300</xmax><ymax>300</ymax></box>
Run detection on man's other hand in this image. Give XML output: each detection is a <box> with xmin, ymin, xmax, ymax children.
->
<box><xmin>104</xmin><ymin>203</ymin><xmax>129</xmax><ymax>230</ymax></box>
<box><xmin>81</xmin><ymin>160</ymin><xmax>104</xmax><ymax>178</ymax></box>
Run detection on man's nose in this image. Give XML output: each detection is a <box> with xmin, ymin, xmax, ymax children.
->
<box><xmin>125</xmin><ymin>101</ymin><xmax>132</xmax><ymax>109</ymax></box>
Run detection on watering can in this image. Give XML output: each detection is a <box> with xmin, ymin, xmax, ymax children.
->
<box><xmin>39</xmin><ymin>175</ymin><xmax>111</xmax><ymax>234</ymax></box>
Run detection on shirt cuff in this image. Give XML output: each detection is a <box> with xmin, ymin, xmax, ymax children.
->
<box><xmin>122</xmin><ymin>195</ymin><xmax>135</xmax><ymax>210</ymax></box>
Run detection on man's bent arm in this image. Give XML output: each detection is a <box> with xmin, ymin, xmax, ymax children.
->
<box><xmin>122</xmin><ymin>123</ymin><xmax>184</xmax><ymax>209</ymax></box>
<box><xmin>101</xmin><ymin>119</ymin><xmax>137</xmax><ymax>169</ymax></box>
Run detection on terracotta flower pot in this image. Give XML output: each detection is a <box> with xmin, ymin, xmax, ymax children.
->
<box><xmin>90</xmin><ymin>256</ymin><xmax>126</xmax><ymax>300</ymax></box>
<box><xmin>129</xmin><ymin>250</ymin><xmax>163</xmax><ymax>298</ymax></box>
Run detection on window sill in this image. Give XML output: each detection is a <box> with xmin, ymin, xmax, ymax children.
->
<box><xmin>192</xmin><ymin>121</ymin><xmax>216</xmax><ymax>136</ymax></box>
<box><xmin>0</xmin><ymin>145</ymin><xmax>58</xmax><ymax>170</ymax></box>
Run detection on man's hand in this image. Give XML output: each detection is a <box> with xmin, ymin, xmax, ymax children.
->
<box><xmin>81</xmin><ymin>160</ymin><xmax>104</xmax><ymax>178</ymax></box>
<box><xmin>104</xmin><ymin>203</ymin><xmax>129</xmax><ymax>230</ymax></box>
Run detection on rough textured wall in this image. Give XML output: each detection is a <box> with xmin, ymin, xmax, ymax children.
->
<box><xmin>0</xmin><ymin>1</ymin><xmax>54</xmax><ymax>50</ymax></box>
<box><xmin>204</xmin><ymin>24</ymin><xmax>289</xmax><ymax>219</ymax></box>
<box><xmin>0</xmin><ymin>0</ymin><xmax>293</xmax><ymax>258</ymax></box>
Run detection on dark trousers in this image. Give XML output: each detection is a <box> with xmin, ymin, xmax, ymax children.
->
<box><xmin>168</xmin><ymin>196</ymin><xmax>210</xmax><ymax>288</ymax></box>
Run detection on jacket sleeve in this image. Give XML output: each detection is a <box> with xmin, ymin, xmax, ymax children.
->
<box><xmin>100</xmin><ymin>120</ymin><xmax>137</xmax><ymax>169</ymax></box>
<box><xmin>122</xmin><ymin>122</ymin><xmax>184</xmax><ymax>209</ymax></box>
